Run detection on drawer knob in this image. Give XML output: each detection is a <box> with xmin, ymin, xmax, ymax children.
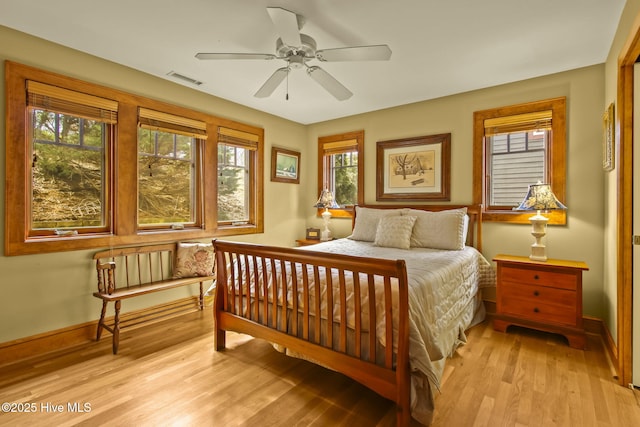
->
<box><xmin>533</xmin><ymin>290</ymin><xmax>539</xmax><ymax>296</ymax></box>
<box><xmin>534</xmin><ymin>274</ymin><xmax>540</xmax><ymax>280</ymax></box>
<box><xmin>533</xmin><ymin>307</ymin><xmax>539</xmax><ymax>313</ymax></box>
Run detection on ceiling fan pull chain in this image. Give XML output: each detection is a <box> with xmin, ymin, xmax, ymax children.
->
<box><xmin>286</xmin><ymin>67</ymin><xmax>290</xmax><ymax>100</ymax></box>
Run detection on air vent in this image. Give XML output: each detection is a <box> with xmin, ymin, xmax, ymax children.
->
<box><xmin>167</xmin><ymin>71</ymin><xmax>203</xmax><ymax>86</ymax></box>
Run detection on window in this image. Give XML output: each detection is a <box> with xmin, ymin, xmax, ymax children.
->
<box><xmin>473</xmin><ymin>97</ymin><xmax>566</xmax><ymax>224</ymax></box>
<box><xmin>216</xmin><ymin>126</ymin><xmax>263</xmax><ymax>233</ymax></box>
<box><xmin>5</xmin><ymin>61</ymin><xmax>264</xmax><ymax>255</ymax></box>
<box><xmin>27</xmin><ymin>80</ymin><xmax>115</xmax><ymax>237</ymax></box>
<box><xmin>137</xmin><ymin>108</ymin><xmax>206</xmax><ymax>229</ymax></box>
<box><xmin>486</xmin><ymin>114</ymin><xmax>548</xmax><ymax>207</ymax></box>
<box><xmin>317</xmin><ymin>130</ymin><xmax>364</xmax><ymax>218</ymax></box>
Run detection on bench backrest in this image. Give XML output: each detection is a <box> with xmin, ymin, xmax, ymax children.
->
<box><xmin>94</xmin><ymin>243</ymin><xmax>176</xmax><ymax>293</ymax></box>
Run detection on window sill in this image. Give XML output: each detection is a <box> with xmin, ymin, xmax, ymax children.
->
<box><xmin>316</xmin><ymin>207</ymin><xmax>354</xmax><ymax>219</ymax></box>
<box><xmin>216</xmin><ymin>224</ymin><xmax>262</xmax><ymax>236</ymax></box>
<box><xmin>482</xmin><ymin>209</ymin><xmax>566</xmax><ymax>225</ymax></box>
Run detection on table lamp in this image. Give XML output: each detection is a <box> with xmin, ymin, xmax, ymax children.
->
<box><xmin>314</xmin><ymin>189</ymin><xmax>339</xmax><ymax>241</ymax></box>
<box><xmin>515</xmin><ymin>182</ymin><xmax>567</xmax><ymax>261</ymax></box>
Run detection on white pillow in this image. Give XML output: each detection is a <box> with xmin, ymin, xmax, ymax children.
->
<box><xmin>349</xmin><ymin>206</ymin><xmax>404</xmax><ymax>242</ymax></box>
<box><xmin>373</xmin><ymin>215</ymin><xmax>417</xmax><ymax>249</ymax></box>
<box><xmin>405</xmin><ymin>208</ymin><xmax>467</xmax><ymax>250</ymax></box>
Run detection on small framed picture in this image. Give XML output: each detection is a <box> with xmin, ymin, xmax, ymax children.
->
<box><xmin>306</xmin><ymin>227</ymin><xmax>320</xmax><ymax>240</ymax></box>
<box><xmin>603</xmin><ymin>102</ymin><xmax>615</xmax><ymax>171</ymax></box>
<box><xmin>271</xmin><ymin>147</ymin><xmax>301</xmax><ymax>183</ymax></box>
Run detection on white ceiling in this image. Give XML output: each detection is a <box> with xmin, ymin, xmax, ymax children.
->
<box><xmin>1</xmin><ymin>0</ymin><xmax>625</xmax><ymax>125</ymax></box>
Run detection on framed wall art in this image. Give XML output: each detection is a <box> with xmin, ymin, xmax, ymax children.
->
<box><xmin>305</xmin><ymin>227</ymin><xmax>320</xmax><ymax>240</ymax></box>
<box><xmin>376</xmin><ymin>133</ymin><xmax>451</xmax><ymax>201</ymax></box>
<box><xmin>603</xmin><ymin>102</ymin><xmax>615</xmax><ymax>171</ymax></box>
<box><xmin>271</xmin><ymin>146</ymin><xmax>300</xmax><ymax>184</ymax></box>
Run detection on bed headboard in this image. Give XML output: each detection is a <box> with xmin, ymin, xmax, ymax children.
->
<box><xmin>352</xmin><ymin>204</ymin><xmax>483</xmax><ymax>252</ymax></box>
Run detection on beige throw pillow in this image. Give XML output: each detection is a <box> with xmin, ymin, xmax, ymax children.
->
<box><xmin>173</xmin><ymin>242</ymin><xmax>215</xmax><ymax>278</ymax></box>
<box><xmin>373</xmin><ymin>215</ymin><xmax>417</xmax><ymax>249</ymax></box>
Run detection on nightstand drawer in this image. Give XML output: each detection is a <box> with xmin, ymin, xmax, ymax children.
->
<box><xmin>500</xmin><ymin>293</ymin><xmax>576</xmax><ymax>325</ymax></box>
<box><xmin>501</xmin><ymin>266</ymin><xmax>577</xmax><ymax>291</ymax></box>
<box><xmin>499</xmin><ymin>283</ymin><xmax>576</xmax><ymax>325</ymax></box>
<box><xmin>500</xmin><ymin>282</ymin><xmax>576</xmax><ymax>308</ymax></box>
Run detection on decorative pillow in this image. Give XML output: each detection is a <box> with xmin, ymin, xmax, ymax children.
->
<box><xmin>405</xmin><ymin>208</ymin><xmax>467</xmax><ymax>250</ymax></box>
<box><xmin>349</xmin><ymin>206</ymin><xmax>404</xmax><ymax>242</ymax></box>
<box><xmin>373</xmin><ymin>215</ymin><xmax>417</xmax><ymax>249</ymax></box>
<box><xmin>173</xmin><ymin>242</ymin><xmax>215</xmax><ymax>278</ymax></box>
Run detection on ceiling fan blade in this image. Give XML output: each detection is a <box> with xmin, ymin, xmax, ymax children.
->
<box><xmin>316</xmin><ymin>45</ymin><xmax>392</xmax><ymax>62</ymax></box>
<box><xmin>306</xmin><ymin>66</ymin><xmax>353</xmax><ymax>101</ymax></box>
<box><xmin>254</xmin><ymin>67</ymin><xmax>289</xmax><ymax>98</ymax></box>
<box><xmin>266</xmin><ymin>7</ymin><xmax>302</xmax><ymax>47</ymax></box>
<box><xmin>195</xmin><ymin>53</ymin><xmax>276</xmax><ymax>60</ymax></box>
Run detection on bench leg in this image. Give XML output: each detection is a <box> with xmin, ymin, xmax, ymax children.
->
<box><xmin>96</xmin><ymin>300</ymin><xmax>108</xmax><ymax>341</ymax></box>
<box><xmin>112</xmin><ymin>300</ymin><xmax>121</xmax><ymax>354</ymax></box>
<box><xmin>198</xmin><ymin>282</ymin><xmax>204</xmax><ymax>310</ymax></box>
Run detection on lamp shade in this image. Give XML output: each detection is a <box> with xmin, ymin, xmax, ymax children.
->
<box><xmin>314</xmin><ymin>189</ymin><xmax>340</xmax><ymax>209</ymax></box>
<box><xmin>515</xmin><ymin>183</ymin><xmax>567</xmax><ymax>211</ymax></box>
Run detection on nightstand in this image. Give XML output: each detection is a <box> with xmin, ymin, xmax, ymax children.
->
<box><xmin>493</xmin><ymin>254</ymin><xmax>589</xmax><ymax>349</ymax></box>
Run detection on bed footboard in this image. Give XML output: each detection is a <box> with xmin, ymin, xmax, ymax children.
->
<box><xmin>212</xmin><ymin>239</ymin><xmax>411</xmax><ymax>426</ymax></box>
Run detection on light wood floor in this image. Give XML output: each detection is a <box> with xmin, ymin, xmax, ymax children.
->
<box><xmin>1</xmin><ymin>312</ymin><xmax>639</xmax><ymax>426</ymax></box>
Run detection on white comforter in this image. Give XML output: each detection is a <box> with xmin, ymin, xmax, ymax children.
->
<box><xmin>296</xmin><ymin>238</ymin><xmax>495</xmax><ymax>424</ymax></box>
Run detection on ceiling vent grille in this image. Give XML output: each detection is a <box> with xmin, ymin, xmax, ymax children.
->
<box><xmin>167</xmin><ymin>71</ymin><xmax>203</xmax><ymax>86</ymax></box>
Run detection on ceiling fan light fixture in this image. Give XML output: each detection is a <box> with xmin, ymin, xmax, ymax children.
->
<box><xmin>288</xmin><ymin>55</ymin><xmax>305</xmax><ymax>69</ymax></box>
<box><xmin>276</xmin><ymin>34</ymin><xmax>316</xmax><ymax>57</ymax></box>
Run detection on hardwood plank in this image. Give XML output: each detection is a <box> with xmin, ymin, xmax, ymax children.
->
<box><xmin>1</xmin><ymin>314</ymin><xmax>639</xmax><ymax>426</ymax></box>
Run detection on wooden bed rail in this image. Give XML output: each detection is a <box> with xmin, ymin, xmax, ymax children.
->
<box><xmin>212</xmin><ymin>239</ymin><xmax>412</xmax><ymax>425</ymax></box>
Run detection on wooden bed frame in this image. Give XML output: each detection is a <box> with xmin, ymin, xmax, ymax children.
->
<box><xmin>212</xmin><ymin>204</ymin><xmax>483</xmax><ymax>426</ymax></box>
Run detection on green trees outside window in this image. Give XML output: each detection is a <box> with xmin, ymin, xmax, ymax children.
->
<box><xmin>30</xmin><ymin>109</ymin><xmax>107</xmax><ymax>230</ymax></box>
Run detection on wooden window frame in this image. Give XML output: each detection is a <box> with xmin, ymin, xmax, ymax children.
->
<box><xmin>215</xmin><ymin>125</ymin><xmax>264</xmax><ymax>235</ymax></box>
<box><xmin>473</xmin><ymin>97</ymin><xmax>567</xmax><ymax>224</ymax></box>
<box><xmin>5</xmin><ymin>61</ymin><xmax>263</xmax><ymax>255</ymax></box>
<box><xmin>136</xmin><ymin>115</ymin><xmax>207</xmax><ymax>230</ymax></box>
<box><xmin>317</xmin><ymin>130</ymin><xmax>364</xmax><ymax>218</ymax></box>
<box><xmin>27</xmin><ymin>108</ymin><xmax>114</xmax><ymax>237</ymax></box>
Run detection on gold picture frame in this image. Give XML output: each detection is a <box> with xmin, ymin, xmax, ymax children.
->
<box><xmin>376</xmin><ymin>133</ymin><xmax>451</xmax><ymax>201</ymax></box>
<box><xmin>271</xmin><ymin>146</ymin><xmax>300</xmax><ymax>183</ymax></box>
<box><xmin>603</xmin><ymin>102</ymin><xmax>615</xmax><ymax>171</ymax></box>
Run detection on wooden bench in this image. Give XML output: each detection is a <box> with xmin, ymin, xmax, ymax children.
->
<box><xmin>93</xmin><ymin>243</ymin><xmax>214</xmax><ymax>354</ymax></box>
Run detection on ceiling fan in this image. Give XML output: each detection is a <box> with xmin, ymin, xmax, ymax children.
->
<box><xmin>195</xmin><ymin>7</ymin><xmax>392</xmax><ymax>101</ymax></box>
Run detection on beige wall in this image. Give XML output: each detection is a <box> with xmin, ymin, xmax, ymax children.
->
<box><xmin>0</xmin><ymin>14</ymin><xmax>619</xmax><ymax>344</ymax></box>
<box><xmin>0</xmin><ymin>26</ymin><xmax>307</xmax><ymax>343</ymax></box>
<box><xmin>307</xmin><ymin>66</ymin><xmax>606</xmax><ymax>319</ymax></box>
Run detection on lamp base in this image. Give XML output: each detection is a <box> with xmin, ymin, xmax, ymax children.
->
<box><xmin>529</xmin><ymin>212</ymin><xmax>548</xmax><ymax>262</ymax></box>
<box><xmin>320</xmin><ymin>209</ymin><xmax>332</xmax><ymax>241</ymax></box>
<box><xmin>529</xmin><ymin>244</ymin><xmax>547</xmax><ymax>262</ymax></box>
